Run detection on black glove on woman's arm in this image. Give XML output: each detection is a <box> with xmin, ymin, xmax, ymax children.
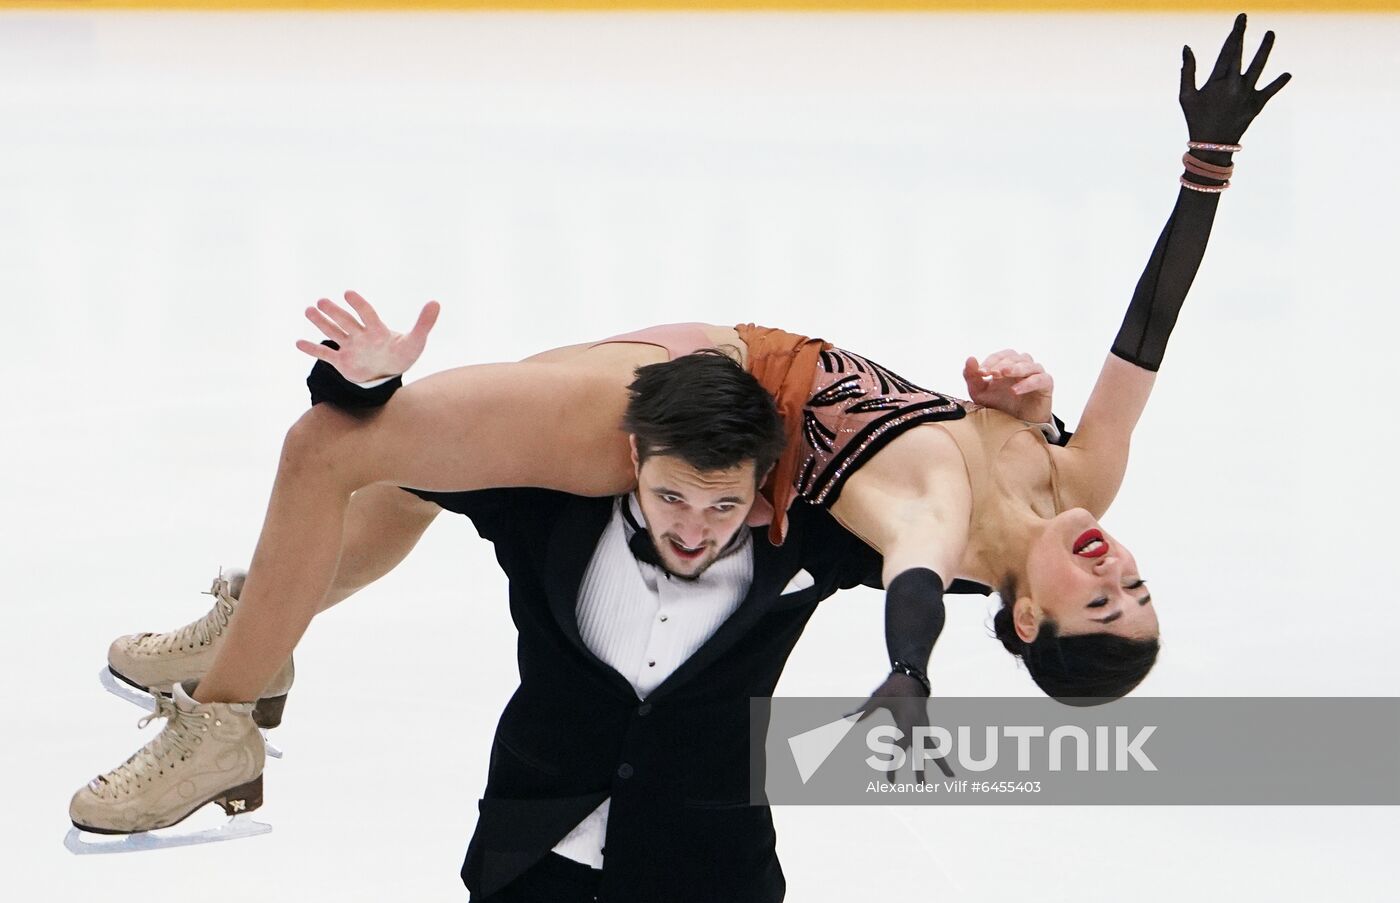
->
<box><xmin>882</xmin><ymin>567</ymin><xmax>946</xmax><ymax>690</ymax></box>
<box><xmin>1112</xmin><ymin>14</ymin><xmax>1290</xmax><ymax>372</ymax></box>
<box><xmin>853</xmin><ymin>568</ymin><xmax>954</xmax><ymax>779</ymax></box>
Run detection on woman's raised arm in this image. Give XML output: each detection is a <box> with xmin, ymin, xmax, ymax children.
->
<box><xmin>1065</xmin><ymin>14</ymin><xmax>1290</xmax><ymax>512</ymax></box>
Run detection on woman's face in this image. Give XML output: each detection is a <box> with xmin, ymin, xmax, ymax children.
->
<box><xmin>1017</xmin><ymin>508</ymin><xmax>1159</xmax><ymax>643</ymax></box>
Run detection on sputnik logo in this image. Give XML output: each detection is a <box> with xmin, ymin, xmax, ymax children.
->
<box><xmin>786</xmin><ymin>714</ymin><xmax>862</xmax><ymax>784</ymax></box>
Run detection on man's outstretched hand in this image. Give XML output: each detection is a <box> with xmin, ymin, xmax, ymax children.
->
<box><xmin>295</xmin><ymin>291</ymin><xmax>440</xmax><ymax>384</ymax></box>
<box><xmin>963</xmin><ymin>349</ymin><xmax>1053</xmax><ymax>425</ymax></box>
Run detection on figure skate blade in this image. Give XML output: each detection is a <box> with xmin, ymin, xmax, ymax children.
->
<box><xmin>64</xmin><ymin>813</ymin><xmax>272</xmax><ymax>855</ymax></box>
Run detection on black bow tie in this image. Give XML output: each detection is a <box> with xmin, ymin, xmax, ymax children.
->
<box><xmin>621</xmin><ymin>499</ymin><xmax>665</xmax><ymax>569</ymax></box>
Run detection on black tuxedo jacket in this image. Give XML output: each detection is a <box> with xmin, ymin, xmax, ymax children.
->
<box><xmin>412</xmin><ymin>487</ymin><xmax>990</xmax><ymax>903</ymax></box>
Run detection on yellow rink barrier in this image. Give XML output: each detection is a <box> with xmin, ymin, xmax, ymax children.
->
<box><xmin>1</xmin><ymin>0</ymin><xmax>1398</xmax><ymax>12</ymax></box>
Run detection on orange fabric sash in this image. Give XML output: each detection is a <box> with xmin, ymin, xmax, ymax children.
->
<box><xmin>735</xmin><ymin>323</ymin><xmax>831</xmax><ymax>546</ymax></box>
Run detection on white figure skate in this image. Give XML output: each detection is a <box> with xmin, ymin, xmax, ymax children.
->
<box><xmin>67</xmin><ymin>683</ymin><xmax>270</xmax><ymax>854</ymax></box>
<box><xmin>103</xmin><ymin>569</ymin><xmax>291</xmax><ymax>758</ymax></box>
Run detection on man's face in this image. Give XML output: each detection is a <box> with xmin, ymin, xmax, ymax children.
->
<box><xmin>631</xmin><ymin>447</ymin><xmax>758</xmax><ymax>580</ymax></box>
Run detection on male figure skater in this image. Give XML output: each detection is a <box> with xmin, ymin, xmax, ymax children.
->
<box><xmin>399</xmin><ymin>351</ymin><xmax>881</xmax><ymax>901</ymax></box>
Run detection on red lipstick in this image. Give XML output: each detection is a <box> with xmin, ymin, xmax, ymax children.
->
<box><xmin>1073</xmin><ymin>529</ymin><xmax>1108</xmax><ymax>558</ymax></box>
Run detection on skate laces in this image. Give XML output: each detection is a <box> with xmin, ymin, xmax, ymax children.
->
<box><xmin>89</xmin><ymin>696</ymin><xmax>211</xmax><ymax>799</ymax></box>
<box><xmin>138</xmin><ymin>573</ymin><xmax>238</xmax><ymax>656</ymax></box>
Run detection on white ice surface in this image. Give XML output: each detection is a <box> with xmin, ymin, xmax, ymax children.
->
<box><xmin>3</xmin><ymin>10</ymin><xmax>1397</xmax><ymax>902</ymax></box>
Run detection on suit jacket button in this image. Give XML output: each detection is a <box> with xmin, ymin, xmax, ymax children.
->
<box><xmin>617</xmin><ymin>763</ymin><xmax>634</xmax><ymax>779</ymax></box>
<box><xmin>637</xmin><ymin>703</ymin><xmax>652</xmax><ymax>716</ymax></box>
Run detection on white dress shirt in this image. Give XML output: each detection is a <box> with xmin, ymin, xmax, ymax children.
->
<box><xmin>551</xmin><ymin>494</ymin><xmax>754</xmax><ymax>868</ymax></box>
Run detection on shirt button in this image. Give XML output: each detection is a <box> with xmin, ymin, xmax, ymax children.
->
<box><xmin>638</xmin><ymin>703</ymin><xmax>652</xmax><ymax>716</ymax></box>
<box><xmin>617</xmin><ymin>763</ymin><xmax>634</xmax><ymax>779</ymax></box>
<box><xmin>659</xmin><ymin>615</ymin><xmax>668</xmax><ymax>622</ymax></box>
<box><xmin>648</xmin><ymin>660</ymin><xmax>656</xmax><ymax>667</ymax></box>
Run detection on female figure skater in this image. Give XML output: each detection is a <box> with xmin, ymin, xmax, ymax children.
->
<box><xmin>74</xmin><ymin>15</ymin><xmax>1288</xmax><ymax>837</ymax></box>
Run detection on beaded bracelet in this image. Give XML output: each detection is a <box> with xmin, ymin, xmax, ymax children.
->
<box><xmin>890</xmin><ymin>660</ymin><xmax>932</xmax><ymax>695</ymax></box>
<box><xmin>1180</xmin><ymin>176</ymin><xmax>1230</xmax><ymax>193</ymax></box>
<box><xmin>1181</xmin><ymin>143</ymin><xmax>1236</xmax><ymax>192</ymax></box>
<box><xmin>1188</xmin><ymin>141</ymin><xmax>1242</xmax><ymax>153</ymax></box>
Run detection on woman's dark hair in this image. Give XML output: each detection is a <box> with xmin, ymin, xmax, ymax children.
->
<box><xmin>992</xmin><ymin>575</ymin><xmax>1159</xmax><ymax>706</ymax></box>
<box><xmin>622</xmin><ymin>350</ymin><xmax>785</xmax><ymax>480</ymax></box>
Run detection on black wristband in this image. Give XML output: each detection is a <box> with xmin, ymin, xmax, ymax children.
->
<box><xmin>306</xmin><ymin>340</ymin><xmax>403</xmax><ymax>409</ymax></box>
<box><xmin>889</xmin><ymin>661</ymin><xmax>931</xmax><ymax>696</ymax></box>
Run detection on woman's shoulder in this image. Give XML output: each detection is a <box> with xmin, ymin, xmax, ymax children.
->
<box><xmin>855</xmin><ymin>420</ymin><xmax>971</xmax><ymax>498</ymax></box>
<box><xmin>826</xmin><ymin>421</ymin><xmax>973</xmax><ymax>552</ymax></box>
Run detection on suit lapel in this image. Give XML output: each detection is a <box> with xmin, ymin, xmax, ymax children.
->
<box><xmin>646</xmin><ymin>529</ymin><xmax>798</xmax><ymax>702</ymax></box>
<box><xmin>543</xmin><ymin>496</ymin><xmax>638</xmax><ymax>699</ymax></box>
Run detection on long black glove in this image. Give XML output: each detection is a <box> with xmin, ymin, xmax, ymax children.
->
<box><xmin>852</xmin><ymin>568</ymin><xmax>954</xmax><ymax>781</ymax></box>
<box><xmin>1111</xmin><ymin>14</ymin><xmax>1290</xmax><ymax>372</ymax></box>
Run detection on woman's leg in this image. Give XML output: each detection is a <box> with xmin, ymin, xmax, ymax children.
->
<box><xmin>194</xmin><ymin>347</ymin><xmax>662</xmax><ymax>703</ymax></box>
<box><xmin>319</xmin><ymin>483</ymin><xmax>441</xmax><ymax>613</ymax></box>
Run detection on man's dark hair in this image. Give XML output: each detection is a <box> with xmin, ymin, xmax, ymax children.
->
<box><xmin>992</xmin><ymin>575</ymin><xmax>1159</xmax><ymax>706</ymax></box>
<box><xmin>622</xmin><ymin>350</ymin><xmax>785</xmax><ymax>479</ymax></box>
